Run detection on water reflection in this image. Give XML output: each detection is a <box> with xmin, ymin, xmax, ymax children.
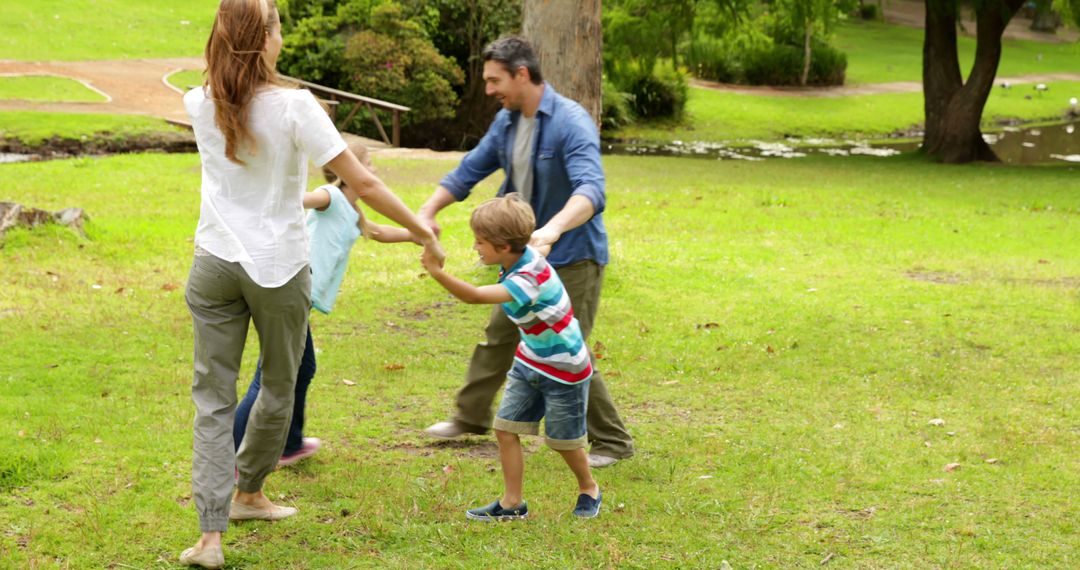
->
<box><xmin>0</xmin><ymin>153</ymin><xmax>34</xmax><ymax>164</ymax></box>
<box><xmin>605</xmin><ymin>121</ymin><xmax>1077</xmax><ymax>165</ymax></box>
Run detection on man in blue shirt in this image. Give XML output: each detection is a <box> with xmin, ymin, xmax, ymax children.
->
<box><xmin>418</xmin><ymin>36</ymin><xmax>634</xmax><ymax>467</ymax></box>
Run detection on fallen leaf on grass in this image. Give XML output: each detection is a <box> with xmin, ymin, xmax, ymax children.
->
<box><xmin>45</xmin><ymin>364</ymin><xmax>59</xmax><ymax>369</ymax></box>
<box><xmin>606</xmin><ymin>371</ymin><xmax>621</xmax><ymax>378</ymax></box>
<box><xmin>944</xmin><ymin>463</ymin><xmax>961</xmax><ymax>472</ymax></box>
<box><xmin>661</xmin><ymin>380</ymin><xmax>679</xmax><ymax>386</ymax></box>
<box><xmin>928</xmin><ymin>418</ymin><xmax>945</xmax><ymax>426</ymax></box>
<box><xmin>985</xmin><ymin>458</ymin><xmax>1000</xmax><ymax>464</ymax></box>
<box><xmin>383</xmin><ymin>363</ymin><xmax>405</xmax><ymax>371</ymax></box>
<box><xmin>114</xmin><ymin>287</ymin><xmax>125</xmax><ymax>294</ymax></box>
<box><xmin>593</xmin><ymin>340</ymin><xmax>606</xmax><ymax>359</ymax></box>
<box><xmin>341</xmin><ymin>379</ymin><xmax>356</xmax><ymax>386</ymax></box>
<box><xmin>161</xmin><ymin>283</ymin><xmax>179</xmax><ymax>291</ymax></box>
<box><xmin>696</xmin><ymin>322</ymin><xmax>720</xmax><ymax>330</ymax></box>
<box><xmin>765</xmin><ymin>345</ymin><xmax>775</xmax><ymax>353</ymax></box>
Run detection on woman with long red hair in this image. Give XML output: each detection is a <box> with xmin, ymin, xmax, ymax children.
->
<box><xmin>180</xmin><ymin>1</ymin><xmax>442</xmax><ymax>566</ymax></box>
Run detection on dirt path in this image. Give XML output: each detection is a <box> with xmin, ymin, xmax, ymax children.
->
<box><xmin>0</xmin><ymin>57</ymin><xmax>202</xmax><ymax>123</ymax></box>
<box><xmin>0</xmin><ymin>56</ymin><xmax>419</xmax><ymax>155</ymax></box>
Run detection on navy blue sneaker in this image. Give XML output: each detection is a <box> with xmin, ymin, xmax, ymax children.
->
<box><xmin>466</xmin><ymin>499</ymin><xmax>529</xmax><ymax>521</ymax></box>
<box><xmin>573</xmin><ymin>490</ymin><xmax>602</xmax><ymax>518</ymax></box>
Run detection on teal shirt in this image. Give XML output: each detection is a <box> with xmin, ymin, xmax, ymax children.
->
<box><xmin>307</xmin><ymin>185</ymin><xmax>361</xmax><ymax>314</ymax></box>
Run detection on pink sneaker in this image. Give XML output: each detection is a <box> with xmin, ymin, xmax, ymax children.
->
<box><xmin>278</xmin><ymin>437</ymin><xmax>321</xmax><ymax>467</ymax></box>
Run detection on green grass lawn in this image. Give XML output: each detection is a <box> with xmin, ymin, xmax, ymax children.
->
<box><xmin>0</xmin><ymin>111</ymin><xmax>187</xmax><ymax>146</ymax></box>
<box><xmin>166</xmin><ymin>69</ymin><xmax>205</xmax><ymax>92</ymax></box>
<box><xmin>0</xmin><ymin>0</ymin><xmax>218</xmax><ymax>61</ymax></box>
<box><xmin>614</xmin><ymin>80</ymin><xmax>1080</xmax><ymax>143</ymax></box>
<box><xmin>0</xmin><ymin>75</ymin><xmax>107</xmax><ymax>103</ymax></box>
<box><xmin>836</xmin><ymin>20</ymin><xmax>1080</xmax><ymax>85</ymax></box>
<box><xmin>1</xmin><ymin>152</ymin><xmax>1078</xmax><ymax>567</ymax></box>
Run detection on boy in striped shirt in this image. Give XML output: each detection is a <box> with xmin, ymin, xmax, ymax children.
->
<box><xmin>421</xmin><ymin>195</ymin><xmax>601</xmax><ymax>520</ymax></box>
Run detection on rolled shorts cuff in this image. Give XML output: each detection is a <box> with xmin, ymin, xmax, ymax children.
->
<box><xmin>493</xmin><ymin>417</ymin><xmax>540</xmax><ymax>436</ymax></box>
<box><xmin>546</xmin><ymin>435</ymin><xmax>587</xmax><ymax>451</ymax></box>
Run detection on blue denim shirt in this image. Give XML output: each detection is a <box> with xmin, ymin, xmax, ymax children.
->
<box><xmin>439</xmin><ymin>83</ymin><xmax>608</xmax><ymax>267</ymax></box>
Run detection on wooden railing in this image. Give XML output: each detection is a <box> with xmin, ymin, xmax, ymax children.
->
<box><xmin>282</xmin><ymin>75</ymin><xmax>410</xmax><ymax>147</ymax></box>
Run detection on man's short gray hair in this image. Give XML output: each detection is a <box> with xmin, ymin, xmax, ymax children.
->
<box><xmin>482</xmin><ymin>36</ymin><xmax>543</xmax><ymax>85</ymax></box>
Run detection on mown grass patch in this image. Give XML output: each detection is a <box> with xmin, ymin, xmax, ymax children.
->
<box><xmin>0</xmin><ymin>1</ymin><xmax>218</xmax><ymax>61</ymax></box>
<box><xmin>0</xmin><ymin>75</ymin><xmax>107</xmax><ymax>103</ymax></box>
<box><xmin>0</xmin><ymin>111</ymin><xmax>187</xmax><ymax>146</ymax></box>
<box><xmin>1</xmin><ymin>152</ymin><xmax>1078</xmax><ymax>567</ymax></box>
<box><xmin>614</xmin><ymin>81</ymin><xmax>1080</xmax><ymax>143</ymax></box>
<box><xmin>166</xmin><ymin>69</ymin><xmax>204</xmax><ymax>92</ymax></box>
<box><xmin>836</xmin><ymin>20</ymin><xmax>1080</xmax><ymax>84</ymax></box>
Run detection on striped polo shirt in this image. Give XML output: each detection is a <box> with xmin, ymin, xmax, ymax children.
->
<box><xmin>499</xmin><ymin>246</ymin><xmax>593</xmax><ymax>384</ymax></box>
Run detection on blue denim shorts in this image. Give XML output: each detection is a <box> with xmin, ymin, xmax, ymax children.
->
<box><xmin>493</xmin><ymin>361</ymin><xmax>591</xmax><ymax>450</ymax></box>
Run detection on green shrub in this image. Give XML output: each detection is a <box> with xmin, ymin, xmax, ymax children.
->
<box><xmin>742</xmin><ymin>41</ymin><xmax>846</xmax><ymax>86</ymax></box>
<box><xmin>601</xmin><ymin>78</ymin><xmax>635</xmax><ymax>130</ymax></box>
<box><xmin>809</xmin><ymin>42</ymin><xmax>847</xmax><ymax>85</ymax></box>
<box><xmin>278</xmin><ymin>2</ymin><xmax>464</xmax><ymax>137</ymax></box>
<box><xmin>743</xmin><ymin>43</ymin><xmax>803</xmax><ymax>86</ymax></box>
<box><xmin>687</xmin><ymin>35</ymin><xmax>739</xmax><ymax>83</ymax></box>
<box><xmin>623</xmin><ymin>65</ymin><xmax>689</xmax><ymax>120</ymax></box>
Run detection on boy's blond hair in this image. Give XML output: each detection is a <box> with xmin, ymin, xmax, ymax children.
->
<box><xmin>470</xmin><ymin>194</ymin><xmax>535</xmax><ymax>253</ymax></box>
<box><xmin>322</xmin><ymin>139</ymin><xmax>372</xmax><ymax>186</ymax></box>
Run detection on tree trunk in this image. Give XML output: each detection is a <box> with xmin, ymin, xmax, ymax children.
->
<box><xmin>800</xmin><ymin>22</ymin><xmax>812</xmax><ymax>86</ymax></box>
<box><xmin>522</xmin><ymin>0</ymin><xmax>603</xmax><ymax>128</ymax></box>
<box><xmin>922</xmin><ymin>0</ymin><xmax>1023</xmax><ymax>163</ymax></box>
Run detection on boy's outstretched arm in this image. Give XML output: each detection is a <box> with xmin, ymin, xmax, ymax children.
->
<box><xmin>421</xmin><ymin>251</ymin><xmax>512</xmax><ymax>305</ymax></box>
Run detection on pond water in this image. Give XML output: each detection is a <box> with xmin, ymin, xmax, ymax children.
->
<box><xmin>0</xmin><ymin>153</ymin><xmax>35</xmax><ymax>164</ymax></box>
<box><xmin>604</xmin><ymin>120</ymin><xmax>1079</xmax><ymax>165</ymax></box>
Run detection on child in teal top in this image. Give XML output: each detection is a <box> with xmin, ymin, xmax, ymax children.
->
<box><xmin>234</xmin><ymin>141</ymin><xmax>416</xmax><ymax>464</ymax></box>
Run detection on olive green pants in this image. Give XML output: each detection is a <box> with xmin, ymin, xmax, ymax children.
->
<box><xmin>453</xmin><ymin>260</ymin><xmax>634</xmax><ymax>459</ymax></box>
<box><xmin>185</xmin><ymin>253</ymin><xmax>310</xmax><ymax>532</ymax></box>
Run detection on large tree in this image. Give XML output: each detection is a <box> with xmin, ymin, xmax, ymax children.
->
<box><xmin>522</xmin><ymin>0</ymin><xmax>603</xmax><ymax>126</ymax></box>
<box><xmin>922</xmin><ymin>0</ymin><xmax>1025</xmax><ymax>163</ymax></box>
<box><xmin>922</xmin><ymin>0</ymin><xmax>1079</xmax><ymax>163</ymax></box>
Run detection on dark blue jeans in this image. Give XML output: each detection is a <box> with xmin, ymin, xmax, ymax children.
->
<box><xmin>233</xmin><ymin>326</ymin><xmax>316</xmax><ymax>456</ymax></box>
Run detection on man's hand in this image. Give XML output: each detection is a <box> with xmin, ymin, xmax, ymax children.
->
<box><xmin>417</xmin><ymin>186</ymin><xmax>457</xmax><ymax>239</ymax></box>
<box><xmin>418</xmin><ymin>209</ymin><xmax>442</xmax><ymax>239</ymax></box>
<box><xmin>529</xmin><ymin>226</ymin><xmax>561</xmax><ymax>257</ymax></box>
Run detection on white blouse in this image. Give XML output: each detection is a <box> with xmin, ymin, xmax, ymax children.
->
<box><xmin>184</xmin><ymin>86</ymin><xmax>346</xmax><ymax>288</ymax></box>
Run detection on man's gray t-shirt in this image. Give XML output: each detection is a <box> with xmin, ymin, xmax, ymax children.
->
<box><xmin>511</xmin><ymin>114</ymin><xmax>537</xmax><ymax>203</ymax></box>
